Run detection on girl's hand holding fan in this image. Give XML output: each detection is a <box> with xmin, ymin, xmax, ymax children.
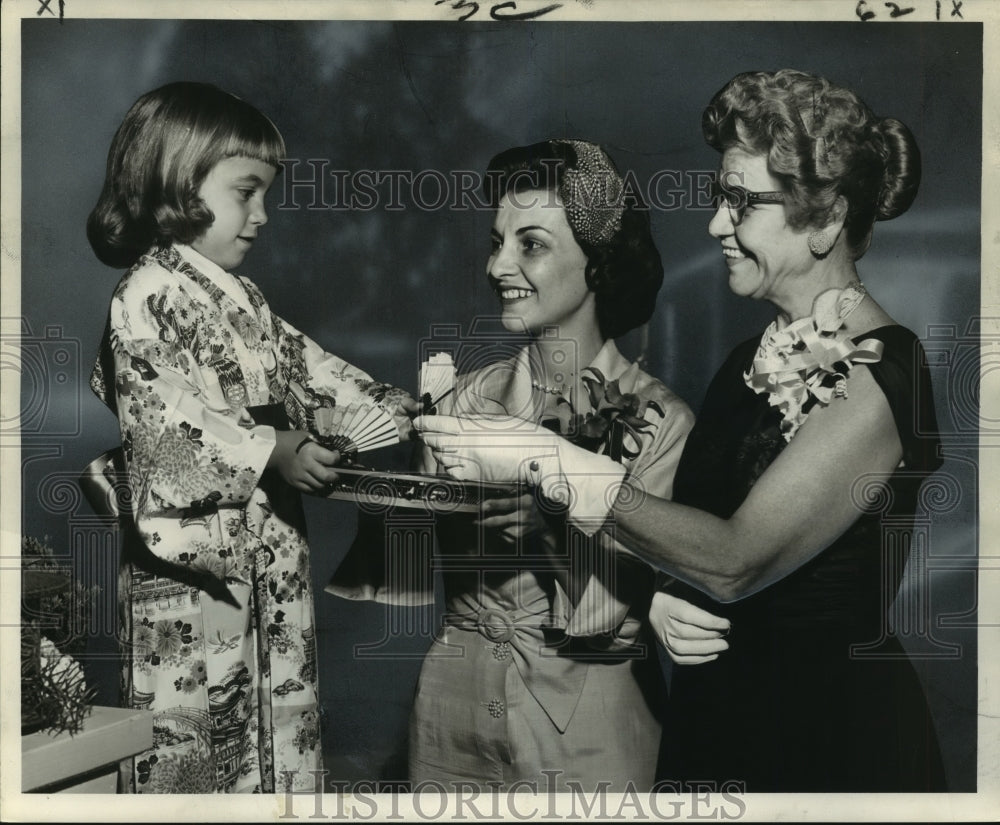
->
<box><xmin>288</xmin><ymin>381</ymin><xmax>401</xmax><ymax>462</ymax></box>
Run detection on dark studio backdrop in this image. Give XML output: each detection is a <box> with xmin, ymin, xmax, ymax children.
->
<box><xmin>17</xmin><ymin>17</ymin><xmax>981</xmax><ymax>790</ymax></box>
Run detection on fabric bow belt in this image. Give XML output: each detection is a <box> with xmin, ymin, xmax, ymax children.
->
<box><xmin>442</xmin><ymin>602</ymin><xmax>586</xmax><ymax>733</ymax></box>
<box><xmin>444</xmin><ymin>604</ymin><xmax>550</xmax><ymax>640</ymax></box>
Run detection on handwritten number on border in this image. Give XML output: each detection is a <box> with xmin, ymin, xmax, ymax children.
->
<box><xmin>858</xmin><ymin>0</ymin><xmax>964</xmax><ymax>20</ymax></box>
<box><xmin>435</xmin><ymin>0</ymin><xmax>480</xmax><ymax>22</ymax></box>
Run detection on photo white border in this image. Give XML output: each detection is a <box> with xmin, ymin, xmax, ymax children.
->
<box><xmin>1</xmin><ymin>0</ymin><xmax>997</xmax><ymax>821</ymax></box>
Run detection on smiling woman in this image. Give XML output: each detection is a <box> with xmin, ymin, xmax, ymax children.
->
<box><xmin>417</xmin><ymin>70</ymin><xmax>948</xmax><ymax>793</ymax></box>
<box><xmin>330</xmin><ymin>139</ymin><xmax>727</xmax><ymax>792</ymax></box>
<box><xmin>488</xmin><ymin>189</ymin><xmax>598</xmax><ymax>362</ymax></box>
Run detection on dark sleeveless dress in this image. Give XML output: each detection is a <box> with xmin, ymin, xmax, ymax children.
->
<box><xmin>658</xmin><ymin>325</ymin><xmax>947</xmax><ymax>792</ymax></box>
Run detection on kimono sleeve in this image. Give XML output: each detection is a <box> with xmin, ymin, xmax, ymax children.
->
<box><xmin>108</xmin><ymin>265</ymin><xmax>276</xmax><ymax>546</ymax></box>
<box><xmin>272</xmin><ymin>314</ymin><xmax>407</xmax><ymax>432</ymax></box>
<box><xmin>558</xmin><ymin>393</ymin><xmax>695</xmax><ymax>642</ymax></box>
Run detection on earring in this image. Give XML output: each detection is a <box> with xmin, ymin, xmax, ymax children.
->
<box><xmin>808</xmin><ymin>230</ymin><xmax>833</xmax><ymax>257</ymax></box>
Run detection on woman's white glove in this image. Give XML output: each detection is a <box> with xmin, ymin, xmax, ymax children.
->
<box><xmin>649</xmin><ymin>590</ymin><xmax>731</xmax><ymax>665</ymax></box>
<box><xmin>415</xmin><ymin>414</ymin><xmax>625</xmax><ymax>533</ymax></box>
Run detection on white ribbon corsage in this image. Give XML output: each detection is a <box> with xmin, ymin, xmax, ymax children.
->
<box><xmin>744</xmin><ymin>284</ymin><xmax>884</xmax><ymax>441</ymax></box>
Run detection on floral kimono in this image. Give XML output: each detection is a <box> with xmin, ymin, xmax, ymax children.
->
<box><xmin>91</xmin><ymin>243</ymin><xmax>403</xmax><ymax>793</ymax></box>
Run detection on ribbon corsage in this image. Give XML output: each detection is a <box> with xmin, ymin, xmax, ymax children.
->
<box><xmin>744</xmin><ymin>286</ymin><xmax>884</xmax><ymax>441</ymax></box>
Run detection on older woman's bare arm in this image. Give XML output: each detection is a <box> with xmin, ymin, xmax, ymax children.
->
<box><xmin>612</xmin><ymin>365</ymin><xmax>902</xmax><ymax>601</ymax></box>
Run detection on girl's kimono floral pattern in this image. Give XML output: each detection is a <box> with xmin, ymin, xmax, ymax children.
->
<box><xmin>91</xmin><ymin>244</ymin><xmax>401</xmax><ymax>793</ymax></box>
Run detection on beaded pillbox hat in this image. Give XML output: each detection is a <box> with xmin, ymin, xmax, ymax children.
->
<box><xmin>554</xmin><ymin>139</ymin><xmax>625</xmax><ymax>246</ymax></box>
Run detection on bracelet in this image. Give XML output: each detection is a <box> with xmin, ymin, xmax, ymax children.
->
<box><xmin>295</xmin><ymin>435</ymin><xmax>318</xmax><ymax>454</ymax></box>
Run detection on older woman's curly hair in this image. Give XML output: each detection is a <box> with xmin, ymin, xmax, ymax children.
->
<box><xmin>703</xmin><ymin>69</ymin><xmax>921</xmax><ymax>259</ymax></box>
<box><xmin>484</xmin><ymin>140</ymin><xmax>664</xmax><ymax>340</ymax></box>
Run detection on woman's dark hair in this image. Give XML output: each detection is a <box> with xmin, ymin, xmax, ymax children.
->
<box><xmin>702</xmin><ymin>69</ymin><xmax>921</xmax><ymax>260</ymax></box>
<box><xmin>87</xmin><ymin>81</ymin><xmax>286</xmax><ymax>269</ymax></box>
<box><xmin>484</xmin><ymin>140</ymin><xmax>664</xmax><ymax>340</ymax></box>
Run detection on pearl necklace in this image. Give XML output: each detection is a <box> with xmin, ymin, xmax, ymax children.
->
<box><xmin>531</xmin><ymin>378</ymin><xmax>566</xmax><ymax>396</ymax></box>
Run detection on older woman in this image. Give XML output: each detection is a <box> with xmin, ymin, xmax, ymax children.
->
<box><xmin>418</xmin><ymin>72</ymin><xmax>947</xmax><ymax>791</ymax></box>
<box><xmin>332</xmin><ymin>139</ymin><xmax>726</xmax><ymax>791</ymax></box>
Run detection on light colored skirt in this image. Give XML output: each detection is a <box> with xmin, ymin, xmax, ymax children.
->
<box><xmin>408</xmin><ymin>621</ymin><xmax>665</xmax><ymax>792</ymax></box>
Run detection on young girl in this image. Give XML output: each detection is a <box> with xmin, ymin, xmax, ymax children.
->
<box><xmin>88</xmin><ymin>81</ymin><xmax>413</xmax><ymax>793</ymax></box>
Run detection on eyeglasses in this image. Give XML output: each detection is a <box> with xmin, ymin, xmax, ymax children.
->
<box><xmin>709</xmin><ymin>178</ymin><xmax>785</xmax><ymax>226</ymax></box>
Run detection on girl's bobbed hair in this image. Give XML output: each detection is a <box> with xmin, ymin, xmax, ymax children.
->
<box><xmin>484</xmin><ymin>140</ymin><xmax>664</xmax><ymax>340</ymax></box>
<box><xmin>702</xmin><ymin>69</ymin><xmax>921</xmax><ymax>260</ymax></box>
<box><xmin>87</xmin><ymin>81</ymin><xmax>286</xmax><ymax>269</ymax></box>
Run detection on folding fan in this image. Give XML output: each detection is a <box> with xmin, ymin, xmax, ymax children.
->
<box><xmin>288</xmin><ymin>381</ymin><xmax>398</xmax><ymax>458</ymax></box>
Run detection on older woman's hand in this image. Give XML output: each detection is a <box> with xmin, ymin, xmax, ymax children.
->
<box><xmin>416</xmin><ymin>413</ymin><xmax>560</xmax><ymax>481</ymax></box>
<box><xmin>649</xmin><ymin>590</ymin><xmax>731</xmax><ymax>665</ymax></box>
<box><xmin>415</xmin><ymin>413</ymin><xmax>627</xmax><ymax>531</ymax></box>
